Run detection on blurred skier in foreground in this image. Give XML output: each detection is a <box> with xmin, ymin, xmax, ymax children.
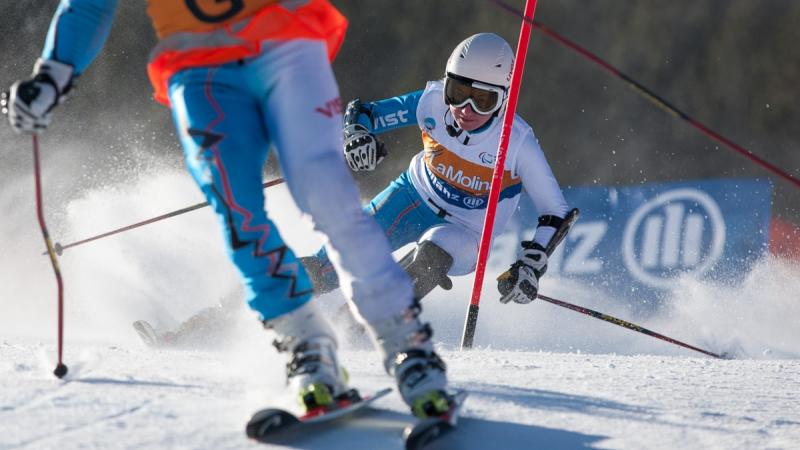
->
<box><xmin>305</xmin><ymin>32</ymin><xmax>570</xmax><ymax>306</ymax></box>
<box><xmin>2</xmin><ymin>0</ymin><xmax>451</xmax><ymax>419</ymax></box>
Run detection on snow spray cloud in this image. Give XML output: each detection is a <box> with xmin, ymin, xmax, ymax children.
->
<box><xmin>0</xmin><ymin>157</ymin><xmax>227</xmax><ymax>342</ymax></box>
<box><xmin>0</xmin><ymin>140</ymin><xmax>86</xmax><ymax>340</ymax></box>
<box><xmin>423</xmin><ymin>258</ymin><xmax>800</xmax><ymax>360</ymax></box>
<box><xmin>0</xmin><ymin>156</ymin><xmax>327</xmax><ymax>344</ymax></box>
<box><xmin>4</xmin><ymin>148</ymin><xmax>796</xmax><ymax>361</ymax></box>
<box><xmin>0</xmin><ymin>159</ymin><xmax>52</xmax><ymax>338</ymax></box>
<box><xmin>59</xmin><ymin>168</ymin><xmax>249</xmax><ymax>343</ymax></box>
<box><xmin>656</xmin><ymin>257</ymin><xmax>800</xmax><ymax>359</ymax></box>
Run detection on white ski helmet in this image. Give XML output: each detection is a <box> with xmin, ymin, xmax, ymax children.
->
<box><xmin>445</xmin><ymin>33</ymin><xmax>514</xmax><ymax>90</ymax></box>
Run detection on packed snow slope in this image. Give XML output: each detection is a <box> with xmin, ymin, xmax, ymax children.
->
<box><xmin>2</xmin><ymin>169</ymin><xmax>799</xmax><ymax>449</ymax></box>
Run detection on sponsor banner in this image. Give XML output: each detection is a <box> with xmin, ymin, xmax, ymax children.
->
<box><xmin>493</xmin><ymin>178</ymin><xmax>772</xmax><ymax>308</ymax></box>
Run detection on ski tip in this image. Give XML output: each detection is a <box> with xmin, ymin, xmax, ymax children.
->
<box><xmin>450</xmin><ymin>389</ymin><xmax>468</xmax><ymax>402</ymax></box>
<box><xmin>403</xmin><ymin>389</ymin><xmax>468</xmax><ymax>449</ymax></box>
<box><xmin>371</xmin><ymin>387</ymin><xmax>393</xmax><ymax>399</ymax></box>
<box><xmin>133</xmin><ymin>320</ymin><xmax>162</xmax><ymax>347</ymax></box>
<box><xmin>246</xmin><ymin>408</ymin><xmax>299</xmax><ymax>441</ymax></box>
<box><xmin>403</xmin><ymin>418</ymin><xmax>453</xmax><ymax>450</ymax></box>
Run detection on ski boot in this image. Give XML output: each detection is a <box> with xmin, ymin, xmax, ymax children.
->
<box><xmin>369</xmin><ymin>301</ymin><xmax>451</xmax><ymax>419</ymax></box>
<box><xmin>264</xmin><ymin>301</ymin><xmax>353</xmax><ymax>413</ymax></box>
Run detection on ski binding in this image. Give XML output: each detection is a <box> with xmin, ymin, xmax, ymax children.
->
<box><xmin>404</xmin><ymin>389</ymin><xmax>468</xmax><ymax>450</ymax></box>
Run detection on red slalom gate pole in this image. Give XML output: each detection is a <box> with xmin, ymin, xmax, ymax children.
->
<box><xmin>461</xmin><ymin>0</ymin><xmax>539</xmax><ymax>349</ymax></box>
<box><xmin>32</xmin><ymin>135</ymin><xmax>69</xmax><ymax>378</ymax></box>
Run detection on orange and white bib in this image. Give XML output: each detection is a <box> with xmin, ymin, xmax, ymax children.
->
<box><xmin>145</xmin><ymin>0</ymin><xmax>348</xmax><ymax>106</ymax></box>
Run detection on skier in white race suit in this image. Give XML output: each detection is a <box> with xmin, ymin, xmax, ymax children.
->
<box><xmin>1</xmin><ymin>0</ymin><xmax>452</xmax><ymax>419</ymax></box>
<box><xmin>304</xmin><ymin>32</ymin><xmax>570</xmax><ymax>307</ymax></box>
<box><xmin>128</xmin><ymin>33</ymin><xmax>571</xmax><ymax>370</ymax></box>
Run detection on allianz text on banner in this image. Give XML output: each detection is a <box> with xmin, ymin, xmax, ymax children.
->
<box><xmin>495</xmin><ymin>178</ymin><xmax>772</xmax><ymax>311</ymax></box>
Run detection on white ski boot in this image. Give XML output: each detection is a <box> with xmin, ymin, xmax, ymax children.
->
<box><xmin>369</xmin><ymin>301</ymin><xmax>450</xmax><ymax>418</ymax></box>
<box><xmin>264</xmin><ymin>301</ymin><xmax>351</xmax><ymax>412</ymax></box>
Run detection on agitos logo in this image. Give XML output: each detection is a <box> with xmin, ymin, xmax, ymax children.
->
<box><xmin>622</xmin><ymin>189</ymin><xmax>726</xmax><ymax>289</ymax></box>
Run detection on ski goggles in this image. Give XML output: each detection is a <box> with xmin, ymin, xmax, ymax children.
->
<box><xmin>444</xmin><ymin>73</ymin><xmax>506</xmax><ymax>115</ymax></box>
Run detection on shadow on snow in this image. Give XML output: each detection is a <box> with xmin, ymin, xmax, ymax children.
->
<box><xmin>255</xmin><ymin>406</ymin><xmax>606</xmax><ymax>450</ymax></box>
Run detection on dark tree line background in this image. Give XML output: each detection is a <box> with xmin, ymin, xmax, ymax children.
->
<box><xmin>1</xmin><ymin>1</ymin><xmax>798</xmax><ymax>224</ymax></box>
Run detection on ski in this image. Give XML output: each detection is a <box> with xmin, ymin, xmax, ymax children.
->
<box><xmin>403</xmin><ymin>390</ymin><xmax>468</xmax><ymax>450</ymax></box>
<box><xmin>245</xmin><ymin>387</ymin><xmax>392</xmax><ymax>443</ymax></box>
<box><xmin>132</xmin><ymin>320</ymin><xmax>162</xmax><ymax>347</ymax></box>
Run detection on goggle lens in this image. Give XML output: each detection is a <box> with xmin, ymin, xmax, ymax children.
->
<box><xmin>444</xmin><ymin>76</ymin><xmax>502</xmax><ymax>114</ymax></box>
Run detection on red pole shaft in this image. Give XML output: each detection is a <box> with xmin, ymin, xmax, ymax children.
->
<box><xmin>32</xmin><ymin>135</ymin><xmax>68</xmax><ymax>377</ymax></box>
<box><xmin>461</xmin><ymin>0</ymin><xmax>539</xmax><ymax>349</ymax></box>
<box><xmin>51</xmin><ymin>177</ymin><xmax>285</xmax><ymax>254</ymax></box>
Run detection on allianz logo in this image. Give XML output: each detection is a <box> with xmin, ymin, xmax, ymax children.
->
<box><xmin>622</xmin><ymin>188</ymin><xmax>726</xmax><ymax>289</ymax></box>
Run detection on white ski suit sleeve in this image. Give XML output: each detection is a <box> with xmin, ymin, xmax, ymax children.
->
<box><xmin>516</xmin><ymin>131</ymin><xmax>569</xmax><ymax>247</ymax></box>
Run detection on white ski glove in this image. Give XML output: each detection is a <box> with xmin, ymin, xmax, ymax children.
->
<box><xmin>343</xmin><ymin>123</ymin><xmax>385</xmax><ymax>171</ymax></box>
<box><xmin>2</xmin><ymin>59</ymin><xmax>74</xmax><ymax>134</ymax></box>
<box><xmin>497</xmin><ymin>241</ymin><xmax>548</xmax><ymax>304</ymax></box>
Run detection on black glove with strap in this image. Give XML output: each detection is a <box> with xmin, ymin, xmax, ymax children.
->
<box><xmin>342</xmin><ymin>98</ymin><xmax>386</xmax><ymax>171</ymax></box>
<box><xmin>497</xmin><ymin>241</ymin><xmax>548</xmax><ymax>304</ymax></box>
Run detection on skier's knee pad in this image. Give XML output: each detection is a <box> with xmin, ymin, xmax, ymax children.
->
<box><xmin>299</xmin><ymin>256</ymin><xmax>338</xmax><ymax>295</ymax></box>
<box><xmin>399</xmin><ymin>241</ymin><xmax>454</xmax><ymax>301</ymax></box>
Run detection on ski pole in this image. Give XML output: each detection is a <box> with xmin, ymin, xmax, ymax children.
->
<box><xmin>486</xmin><ymin>0</ymin><xmax>800</xmax><ymax>190</ymax></box>
<box><xmin>46</xmin><ymin>177</ymin><xmax>285</xmax><ymax>255</ymax></box>
<box><xmin>31</xmin><ymin>135</ymin><xmax>69</xmax><ymax>378</ymax></box>
<box><xmin>461</xmin><ymin>0</ymin><xmax>540</xmax><ymax>350</ymax></box>
<box><xmin>536</xmin><ymin>293</ymin><xmax>729</xmax><ymax>359</ymax></box>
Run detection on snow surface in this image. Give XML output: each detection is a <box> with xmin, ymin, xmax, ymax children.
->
<box><xmin>2</xmin><ymin>170</ymin><xmax>799</xmax><ymax>449</ymax></box>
